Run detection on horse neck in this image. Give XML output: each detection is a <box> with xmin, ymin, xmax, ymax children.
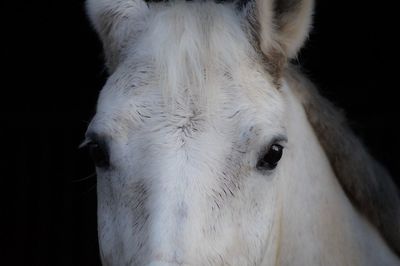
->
<box><xmin>270</xmin><ymin>82</ymin><xmax>399</xmax><ymax>265</ymax></box>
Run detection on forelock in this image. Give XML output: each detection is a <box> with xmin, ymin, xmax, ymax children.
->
<box><xmin>130</xmin><ymin>1</ymin><xmax>262</xmax><ymax>109</ymax></box>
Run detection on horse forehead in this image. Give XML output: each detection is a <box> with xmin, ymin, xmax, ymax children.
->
<box><xmin>91</xmin><ymin>70</ymin><xmax>284</xmax><ymax>140</ymax></box>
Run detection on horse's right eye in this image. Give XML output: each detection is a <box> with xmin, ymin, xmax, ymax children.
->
<box><xmin>88</xmin><ymin>141</ymin><xmax>110</xmax><ymax>169</ymax></box>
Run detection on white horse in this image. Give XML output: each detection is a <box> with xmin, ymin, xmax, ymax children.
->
<box><xmin>83</xmin><ymin>0</ymin><xmax>400</xmax><ymax>265</ymax></box>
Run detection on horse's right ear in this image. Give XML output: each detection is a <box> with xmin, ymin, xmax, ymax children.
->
<box><xmin>86</xmin><ymin>0</ymin><xmax>149</xmax><ymax>72</ymax></box>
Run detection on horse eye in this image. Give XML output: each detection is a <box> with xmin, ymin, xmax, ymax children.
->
<box><xmin>257</xmin><ymin>144</ymin><xmax>284</xmax><ymax>171</ymax></box>
<box><xmin>88</xmin><ymin>141</ymin><xmax>110</xmax><ymax>169</ymax></box>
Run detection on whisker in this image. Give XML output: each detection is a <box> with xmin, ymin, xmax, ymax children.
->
<box><xmin>72</xmin><ymin>172</ymin><xmax>96</xmax><ymax>183</ymax></box>
<box><xmin>84</xmin><ymin>184</ymin><xmax>97</xmax><ymax>196</ymax></box>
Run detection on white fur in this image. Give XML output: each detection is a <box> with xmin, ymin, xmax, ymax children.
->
<box><xmin>85</xmin><ymin>1</ymin><xmax>399</xmax><ymax>265</ymax></box>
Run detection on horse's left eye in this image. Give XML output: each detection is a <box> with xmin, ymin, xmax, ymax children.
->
<box><xmin>88</xmin><ymin>141</ymin><xmax>110</xmax><ymax>169</ymax></box>
<box><xmin>257</xmin><ymin>144</ymin><xmax>284</xmax><ymax>171</ymax></box>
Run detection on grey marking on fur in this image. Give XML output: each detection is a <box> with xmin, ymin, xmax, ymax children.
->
<box><xmin>285</xmin><ymin>65</ymin><xmax>400</xmax><ymax>256</ymax></box>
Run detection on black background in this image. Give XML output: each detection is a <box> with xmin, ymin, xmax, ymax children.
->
<box><xmin>2</xmin><ymin>1</ymin><xmax>399</xmax><ymax>265</ymax></box>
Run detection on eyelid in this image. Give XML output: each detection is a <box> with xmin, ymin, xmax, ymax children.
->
<box><xmin>269</xmin><ymin>135</ymin><xmax>288</xmax><ymax>148</ymax></box>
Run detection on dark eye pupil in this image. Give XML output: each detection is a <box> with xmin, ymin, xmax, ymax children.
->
<box><xmin>257</xmin><ymin>144</ymin><xmax>283</xmax><ymax>170</ymax></box>
<box><xmin>89</xmin><ymin>142</ymin><xmax>110</xmax><ymax>168</ymax></box>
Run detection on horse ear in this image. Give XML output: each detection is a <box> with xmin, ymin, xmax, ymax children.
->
<box><xmin>86</xmin><ymin>0</ymin><xmax>149</xmax><ymax>72</ymax></box>
<box><xmin>255</xmin><ymin>0</ymin><xmax>314</xmax><ymax>59</ymax></box>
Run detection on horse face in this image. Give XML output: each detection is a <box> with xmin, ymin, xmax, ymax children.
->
<box><xmin>87</xmin><ymin>71</ymin><xmax>286</xmax><ymax>265</ymax></box>
<box><xmin>85</xmin><ymin>0</ymin><xmax>312</xmax><ymax>265</ymax></box>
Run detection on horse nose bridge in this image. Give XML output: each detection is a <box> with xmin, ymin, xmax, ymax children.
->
<box><xmin>148</xmin><ymin>187</ymin><xmax>192</xmax><ymax>236</ymax></box>
<box><xmin>146</xmin><ymin>171</ymin><xmax>203</xmax><ymax>260</ymax></box>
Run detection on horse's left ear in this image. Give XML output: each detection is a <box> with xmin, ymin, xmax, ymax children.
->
<box><xmin>254</xmin><ymin>0</ymin><xmax>314</xmax><ymax>59</ymax></box>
